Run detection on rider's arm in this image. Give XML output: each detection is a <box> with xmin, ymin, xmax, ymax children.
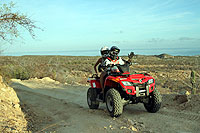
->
<box><xmin>127</xmin><ymin>52</ymin><xmax>134</xmax><ymax>64</ymax></box>
<box><xmin>101</xmin><ymin>58</ymin><xmax>111</xmax><ymax>71</ymax></box>
<box><xmin>122</xmin><ymin>58</ymin><xmax>132</xmax><ymax>65</ymax></box>
<box><xmin>94</xmin><ymin>58</ymin><xmax>102</xmax><ymax>73</ymax></box>
<box><xmin>127</xmin><ymin>58</ymin><xmax>132</xmax><ymax>63</ymax></box>
<box><xmin>127</xmin><ymin>58</ymin><xmax>132</xmax><ymax>65</ymax></box>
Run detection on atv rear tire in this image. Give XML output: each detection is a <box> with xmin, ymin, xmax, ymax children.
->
<box><xmin>87</xmin><ymin>88</ymin><xmax>99</xmax><ymax>109</ymax></box>
<box><xmin>144</xmin><ymin>88</ymin><xmax>162</xmax><ymax>113</ymax></box>
<box><xmin>106</xmin><ymin>88</ymin><xmax>123</xmax><ymax>117</ymax></box>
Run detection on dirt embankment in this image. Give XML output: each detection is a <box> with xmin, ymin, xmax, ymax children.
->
<box><xmin>0</xmin><ymin>76</ymin><xmax>28</xmax><ymax>132</ymax></box>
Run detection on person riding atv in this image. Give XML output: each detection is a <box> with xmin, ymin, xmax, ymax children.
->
<box><xmin>101</xmin><ymin>46</ymin><xmax>134</xmax><ymax>93</ymax></box>
<box><xmin>87</xmin><ymin>48</ymin><xmax>161</xmax><ymax>117</ymax></box>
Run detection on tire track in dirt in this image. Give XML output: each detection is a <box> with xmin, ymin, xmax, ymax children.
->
<box><xmin>159</xmin><ymin>109</ymin><xmax>200</xmax><ymax>121</ymax></box>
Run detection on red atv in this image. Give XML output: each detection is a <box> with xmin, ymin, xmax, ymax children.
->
<box><xmin>87</xmin><ymin>62</ymin><xmax>162</xmax><ymax>117</ymax></box>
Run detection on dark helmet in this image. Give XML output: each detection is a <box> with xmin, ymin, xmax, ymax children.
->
<box><xmin>110</xmin><ymin>46</ymin><xmax>120</xmax><ymax>59</ymax></box>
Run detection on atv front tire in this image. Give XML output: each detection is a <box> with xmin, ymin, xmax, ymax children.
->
<box><xmin>87</xmin><ymin>88</ymin><xmax>99</xmax><ymax>109</ymax></box>
<box><xmin>106</xmin><ymin>88</ymin><xmax>123</xmax><ymax>117</ymax></box>
<box><xmin>144</xmin><ymin>88</ymin><xmax>162</xmax><ymax>113</ymax></box>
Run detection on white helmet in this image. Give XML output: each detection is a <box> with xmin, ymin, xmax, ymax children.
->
<box><xmin>100</xmin><ymin>46</ymin><xmax>109</xmax><ymax>57</ymax></box>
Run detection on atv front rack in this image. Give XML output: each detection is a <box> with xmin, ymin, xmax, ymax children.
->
<box><xmin>135</xmin><ymin>85</ymin><xmax>150</xmax><ymax>97</ymax></box>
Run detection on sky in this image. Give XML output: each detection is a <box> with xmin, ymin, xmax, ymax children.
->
<box><xmin>1</xmin><ymin>0</ymin><xmax>200</xmax><ymax>55</ymax></box>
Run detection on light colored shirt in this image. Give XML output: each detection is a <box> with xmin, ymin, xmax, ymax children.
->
<box><xmin>103</xmin><ymin>57</ymin><xmax>125</xmax><ymax>66</ymax></box>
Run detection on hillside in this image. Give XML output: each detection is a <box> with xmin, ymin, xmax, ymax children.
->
<box><xmin>0</xmin><ymin>76</ymin><xmax>28</xmax><ymax>132</ymax></box>
<box><xmin>0</xmin><ymin>55</ymin><xmax>199</xmax><ymax>94</ymax></box>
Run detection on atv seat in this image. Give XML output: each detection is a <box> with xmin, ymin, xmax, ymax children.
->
<box><xmin>90</xmin><ymin>74</ymin><xmax>100</xmax><ymax>79</ymax></box>
<box><xmin>110</xmin><ymin>72</ymin><xmax>130</xmax><ymax>77</ymax></box>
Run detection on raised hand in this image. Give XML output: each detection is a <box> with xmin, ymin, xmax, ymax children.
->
<box><xmin>128</xmin><ymin>52</ymin><xmax>135</xmax><ymax>59</ymax></box>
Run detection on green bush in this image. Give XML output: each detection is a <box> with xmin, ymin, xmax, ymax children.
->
<box><xmin>12</xmin><ymin>66</ymin><xmax>30</xmax><ymax>80</ymax></box>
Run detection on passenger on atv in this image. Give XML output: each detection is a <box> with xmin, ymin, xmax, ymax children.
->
<box><xmin>94</xmin><ymin>46</ymin><xmax>110</xmax><ymax>93</ymax></box>
<box><xmin>94</xmin><ymin>46</ymin><xmax>109</xmax><ymax>74</ymax></box>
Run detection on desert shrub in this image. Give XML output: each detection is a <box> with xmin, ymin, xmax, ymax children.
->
<box><xmin>54</xmin><ymin>73</ymin><xmax>66</xmax><ymax>83</ymax></box>
<box><xmin>0</xmin><ymin>55</ymin><xmax>199</xmax><ymax>90</ymax></box>
<box><xmin>12</xmin><ymin>66</ymin><xmax>30</xmax><ymax>80</ymax></box>
<box><xmin>0</xmin><ymin>64</ymin><xmax>30</xmax><ymax>80</ymax></box>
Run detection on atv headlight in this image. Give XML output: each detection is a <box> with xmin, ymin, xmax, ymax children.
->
<box><xmin>121</xmin><ymin>81</ymin><xmax>132</xmax><ymax>86</ymax></box>
<box><xmin>148</xmin><ymin>79</ymin><xmax>154</xmax><ymax>84</ymax></box>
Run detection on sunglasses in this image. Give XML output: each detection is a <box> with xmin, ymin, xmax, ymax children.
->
<box><xmin>111</xmin><ymin>50</ymin><xmax>119</xmax><ymax>55</ymax></box>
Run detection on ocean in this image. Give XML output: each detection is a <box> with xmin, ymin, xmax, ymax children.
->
<box><xmin>2</xmin><ymin>48</ymin><xmax>200</xmax><ymax>56</ymax></box>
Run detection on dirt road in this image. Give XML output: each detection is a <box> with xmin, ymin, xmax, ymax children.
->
<box><xmin>11</xmin><ymin>78</ymin><xmax>200</xmax><ymax>133</ymax></box>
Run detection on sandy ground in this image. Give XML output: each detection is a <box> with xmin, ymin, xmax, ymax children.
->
<box><xmin>10</xmin><ymin>78</ymin><xmax>200</xmax><ymax>133</ymax></box>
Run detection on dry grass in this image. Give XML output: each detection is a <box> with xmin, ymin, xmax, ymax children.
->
<box><xmin>0</xmin><ymin>55</ymin><xmax>199</xmax><ymax>93</ymax></box>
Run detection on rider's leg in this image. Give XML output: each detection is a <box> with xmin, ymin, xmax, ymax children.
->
<box><xmin>100</xmin><ymin>71</ymin><xmax>106</xmax><ymax>93</ymax></box>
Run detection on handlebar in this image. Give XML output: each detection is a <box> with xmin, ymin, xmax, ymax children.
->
<box><xmin>106</xmin><ymin>63</ymin><xmax>130</xmax><ymax>68</ymax></box>
<box><xmin>106</xmin><ymin>64</ymin><xmax>121</xmax><ymax>67</ymax></box>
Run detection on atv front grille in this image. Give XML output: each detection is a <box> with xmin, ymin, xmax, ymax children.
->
<box><xmin>135</xmin><ymin>84</ymin><xmax>150</xmax><ymax>97</ymax></box>
<box><xmin>134</xmin><ymin>83</ymin><xmax>146</xmax><ymax>90</ymax></box>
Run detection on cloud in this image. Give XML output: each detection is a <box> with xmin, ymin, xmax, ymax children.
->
<box><xmin>114</xmin><ymin>30</ymin><xmax>124</xmax><ymax>34</ymax></box>
<box><xmin>161</xmin><ymin>12</ymin><xmax>193</xmax><ymax>21</ymax></box>
<box><xmin>179</xmin><ymin>37</ymin><xmax>200</xmax><ymax>41</ymax></box>
<box><xmin>111</xmin><ymin>41</ymin><xmax>121</xmax><ymax>44</ymax></box>
<box><xmin>149</xmin><ymin>0</ymin><xmax>174</xmax><ymax>10</ymax></box>
<box><xmin>147</xmin><ymin>37</ymin><xmax>200</xmax><ymax>44</ymax></box>
<box><xmin>119</xmin><ymin>30</ymin><xmax>123</xmax><ymax>34</ymax></box>
<box><xmin>111</xmin><ymin>40</ymin><xmax>129</xmax><ymax>44</ymax></box>
<box><xmin>147</xmin><ymin>38</ymin><xmax>165</xmax><ymax>43</ymax></box>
